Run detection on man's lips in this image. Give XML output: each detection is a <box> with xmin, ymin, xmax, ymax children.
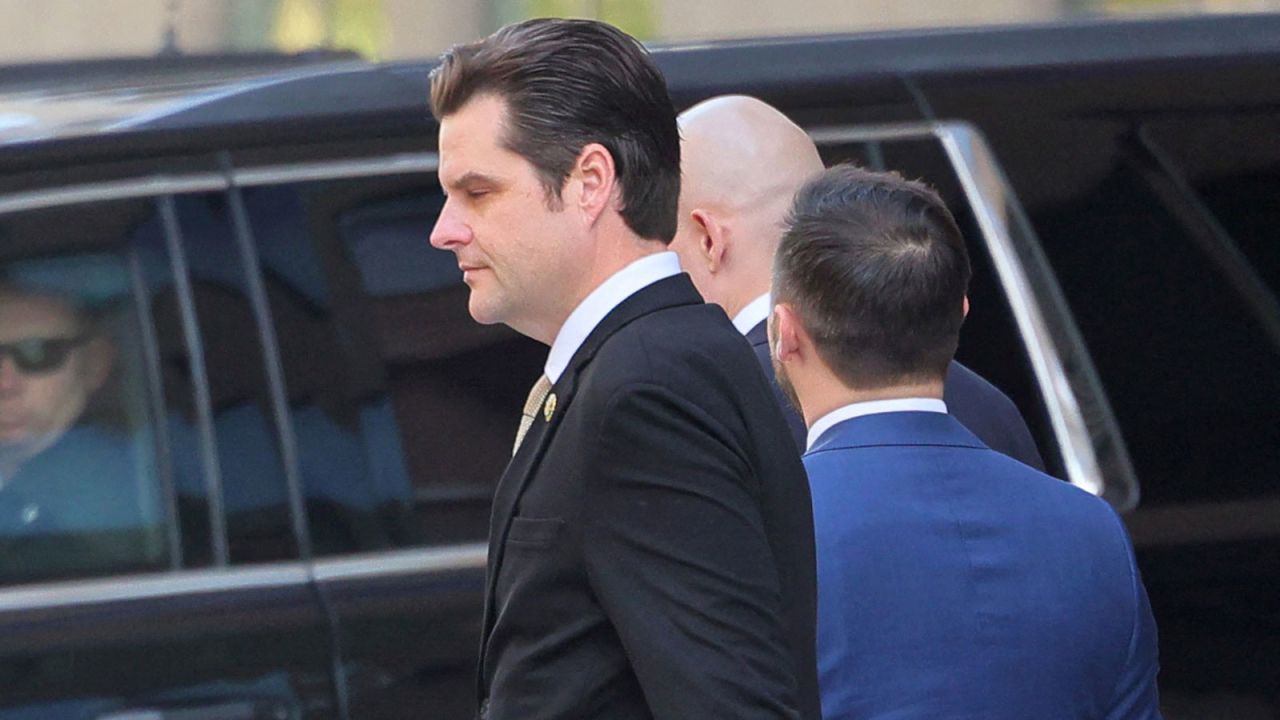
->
<box><xmin>459</xmin><ymin>264</ymin><xmax>487</xmax><ymax>282</ymax></box>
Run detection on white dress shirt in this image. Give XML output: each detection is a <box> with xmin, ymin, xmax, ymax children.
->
<box><xmin>732</xmin><ymin>292</ymin><xmax>771</xmax><ymax>336</ymax></box>
<box><xmin>806</xmin><ymin>397</ymin><xmax>948</xmax><ymax>452</ymax></box>
<box><xmin>544</xmin><ymin>251</ymin><xmax>682</xmax><ymax>383</ymax></box>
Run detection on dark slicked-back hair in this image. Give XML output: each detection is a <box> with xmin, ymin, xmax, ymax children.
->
<box><xmin>430</xmin><ymin>18</ymin><xmax>680</xmax><ymax>243</ymax></box>
<box><xmin>774</xmin><ymin>164</ymin><xmax>971</xmax><ymax>388</ymax></box>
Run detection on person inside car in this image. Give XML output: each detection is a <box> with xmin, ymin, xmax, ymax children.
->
<box><xmin>0</xmin><ymin>279</ymin><xmax>158</xmax><ymax>580</ymax></box>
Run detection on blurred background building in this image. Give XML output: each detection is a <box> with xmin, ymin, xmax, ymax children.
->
<box><xmin>0</xmin><ymin>0</ymin><xmax>1277</xmax><ymax>63</ymax></box>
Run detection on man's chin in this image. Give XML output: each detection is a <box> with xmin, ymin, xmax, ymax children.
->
<box><xmin>467</xmin><ymin>294</ymin><xmax>507</xmax><ymax>327</ymax></box>
<box><xmin>0</xmin><ymin>425</ymin><xmax>32</xmax><ymax>445</ymax></box>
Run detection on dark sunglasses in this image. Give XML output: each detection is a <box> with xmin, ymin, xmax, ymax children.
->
<box><xmin>0</xmin><ymin>336</ymin><xmax>89</xmax><ymax>374</ymax></box>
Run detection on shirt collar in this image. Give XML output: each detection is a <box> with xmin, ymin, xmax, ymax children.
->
<box><xmin>806</xmin><ymin>397</ymin><xmax>947</xmax><ymax>452</ymax></box>
<box><xmin>544</xmin><ymin>251</ymin><xmax>682</xmax><ymax>383</ymax></box>
<box><xmin>731</xmin><ymin>292</ymin><xmax>771</xmax><ymax>336</ymax></box>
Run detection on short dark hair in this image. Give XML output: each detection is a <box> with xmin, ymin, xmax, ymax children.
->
<box><xmin>429</xmin><ymin>18</ymin><xmax>680</xmax><ymax>243</ymax></box>
<box><xmin>774</xmin><ymin>165</ymin><xmax>972</xmax><ymax>388</ymax></box>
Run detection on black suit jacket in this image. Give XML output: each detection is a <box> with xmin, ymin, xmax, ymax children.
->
<box><xmin>480</xmin><ymin>275</ymin><xmax>821</xmax><ymax>720</ymax></box>
<box><xmin>745</xmin><ymin>320</ymin><xmax>1045</xmax><ymax>470</ymax></box>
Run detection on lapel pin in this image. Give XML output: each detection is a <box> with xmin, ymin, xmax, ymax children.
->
<box><xmin>544</xmin><ymin>393</ymin><xmax>557</xmax><ymax>422</ymax></box>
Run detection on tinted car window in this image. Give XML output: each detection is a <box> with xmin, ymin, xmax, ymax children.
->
<box><xmin>0</xmin><ymin>191</ymin><xmax>312</xmax><ymax>584</ymax></box>
<box><xmin>134</xmin><ymin>192</ymin><xmax>301</xmax><ymax>565</ymax></box>
<box><xmin>0</xmin><ymin>244</ymin><xmax>169</xmax><ymax>584</ymax></box>
<box><xmin>236</xmin><ymin>174</ymin><xmax>542</xmax><ymax>556</ymax></box>
<box><xmin>1135</xmin><ymin>116</ymin><xmax>1280</xmax><ymax>504</ymax></box>
<box><xmin>0</xmin><ymin>191</ymin><xmax>341</xmax><ymax>718</ymax></box>
<box><xmin>1032</xmin><ymin>123</ymin><xmax>1280</xmax><ymax>508</ymax></box>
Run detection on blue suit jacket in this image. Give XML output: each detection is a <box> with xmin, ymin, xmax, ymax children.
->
<box><xmin>745</xmin><ymin>320</ymin><xmax>1045</xmax><ymax>470</ymax></box>
<box><xmin>805</xmin><ymin>411</ymin><xmax>1161</xmax><ymax>720</ymax></box>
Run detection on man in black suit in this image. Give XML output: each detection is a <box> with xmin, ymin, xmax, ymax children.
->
<box><xmin>428</xmin><ymin>21</ymin><xmax>820</xmax><ymax>720</ymax></box>
<box><xmin>671</xmin><ymin>95</ymin><xmax>1045</xmax><ymax>469</ymax></box>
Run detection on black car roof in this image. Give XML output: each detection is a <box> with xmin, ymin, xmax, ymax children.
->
<box><xmin>0</xmin><ymin>13</ymin><xmax>1277</xmax><ymax>158</ymax></box>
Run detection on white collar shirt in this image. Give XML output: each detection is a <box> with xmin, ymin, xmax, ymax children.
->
<box><xmin>544</xmin><ymin>251</ymin><xmax>682</xmax><ymax>383</ymax></box>
<box><xmin>732</xmin><ymin>292</ymin><xmax>772</xmax><ymax>336</ymax></box>
<box><xmin>806</xmin><ymin>397</ymin><xmax>948</xmax><ymax>452</ymax></box>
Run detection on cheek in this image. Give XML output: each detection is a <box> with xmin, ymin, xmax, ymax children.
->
<box><xmin>39</xmin><ymin>373</ymin><xmax>81</xmax><ymax>407</ymax></box>
<box><xmin>17</xmin><ymin>377</ymin><xmax>68</xmax><ymax>424</ymax></box>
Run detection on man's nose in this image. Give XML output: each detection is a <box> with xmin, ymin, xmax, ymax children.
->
<box><xmin>0</xmin><ymin>356</ymin><xmax>21</xmax><ymax>393</ymax></box>
<box><xmin>429</xmin><ymin>200</ymin><xmax>472</xmax><ymax>251</ymax></box>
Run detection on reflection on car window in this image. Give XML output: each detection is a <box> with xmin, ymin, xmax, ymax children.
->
<box><xmin>0</xmin><ymin>253</ymin><xmax>167</xmax><ymax>584</ymax></box>
<box><xmin>128</xmin><ymin>192</ymin><xmax>302</xmax><ymax>566</ymax></box>
<box><xmin>238</xmin><ymin>177</ymin><xmax>543</xmax><ymax>554</ymax></box>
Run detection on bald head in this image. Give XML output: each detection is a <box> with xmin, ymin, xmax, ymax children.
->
<box><xmin>673</xmin><ymin>95</ymin><xmax>822</xmax><ymax>318</ymax></box>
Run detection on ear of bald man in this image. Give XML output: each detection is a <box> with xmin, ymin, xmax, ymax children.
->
<box><xmin>689</xmin><ymin>208</ymin><xmax>728</xmax><ymax>275</ymax></box>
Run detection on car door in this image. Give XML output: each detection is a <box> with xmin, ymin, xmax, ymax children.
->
<box><xmin>0</xmin><ymin>160</ymin><xmax>342</xmax><ymax>719</ymax></box>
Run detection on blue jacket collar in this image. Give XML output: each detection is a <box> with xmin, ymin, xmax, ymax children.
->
<box><xmin>805</xmin><ymin>411</ymin><xmax>986</xmax><ymax>456</ymax></box>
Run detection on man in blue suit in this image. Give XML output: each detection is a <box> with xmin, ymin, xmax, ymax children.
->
<box><xmin>769</xmin><ymin>164</ymin><xmax>1162</xmax><ymax>719</ymax></box>
<box><xmin>671</xmin><ymin>95</ymin><xmax>1044</xmax><ymax>469</ymax></box>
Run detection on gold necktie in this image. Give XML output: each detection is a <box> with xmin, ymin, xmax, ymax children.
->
<box><xmin>513</xmin><ymin>374</ymin><xmax>553</xmax><ymax>455</ymax></box>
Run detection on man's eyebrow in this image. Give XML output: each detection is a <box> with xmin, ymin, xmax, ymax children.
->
<box><xmin>442</xmin><ymin>171</ymin><xmax>501</xmax><ymax>192</ymax></box>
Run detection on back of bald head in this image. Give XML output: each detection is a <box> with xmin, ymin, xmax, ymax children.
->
<box><xmin>678</xmin><ymin>95</ymin><xmax>823</xmax><ymax>244</ymax></box>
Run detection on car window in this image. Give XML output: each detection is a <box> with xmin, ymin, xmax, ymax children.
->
<box><xmin>0</xmin><ymin>190</ymin><xmax>309</xmax><ymax>586</ymax></box>
<box><xmin>234</xmin><ymin>174</ymin><xmax>542</xmax><ymax>556</ymax></box>
<box><xmin>0</xmin><ymin>199</ymin><xmax>172</xmax><ymax>584</ymax></box>
<box><xmin>1032</xmin><ymin>118</ymin><xmax>1280</xmax><ymax>508</ymax></box>
<box><xmin>1135</xmin><ymin>116</ymin><xmax>1280</xmax><ymax>505</ymax></box>
<box><xmin>130</xmin><ymin>192</ymin><xmax>301</xmax><ymax>565</ymax></box>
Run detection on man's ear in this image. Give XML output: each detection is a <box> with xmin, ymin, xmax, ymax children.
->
<box><xmin>772</xmin><ymin>303</ymin><xmax>805</xmax><ymax>365</ymax></box>
<box><xmin>573</xmin><ymin>142</ymin><xmax>617</xmax><ymax>225</ymax></box>
<box><xmin>690</xmin><ymin>208</ymin><xmax>727</xmax><ymax>274</ymax></box>
<box><xmin>962</xmin><ymin>295</ymin><xmax>970</xmax><ymax>319</ymax></box>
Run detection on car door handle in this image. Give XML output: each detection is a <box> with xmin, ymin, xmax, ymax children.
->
<box><xmin>98</xmin><ymin>699</ymin><xmax>294</xmax><ymax>720</ymax></box>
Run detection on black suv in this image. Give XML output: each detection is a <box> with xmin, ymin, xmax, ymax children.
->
<box><xmin>0</xmin><ymin>14</ymin><xmax>1275</xmax><ymax>719</ymax></box>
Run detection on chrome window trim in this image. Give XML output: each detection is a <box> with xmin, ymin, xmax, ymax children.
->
<box><xmin>809</xmin><ymin>121</ymin><xmax>1136</xmax><ymax>507</ymax></box>
<box><xmin>313</xmin><ymin>543</ymin><xmax>488</xmax><ymax>583</ymax></box>
<box><xmin>232</xmin><ymin>152</ymin><xmax>438</xmax><ymax>187</ymax></box>
<box><xmin>0</xmin><ymin>153</ymin><xmax>439</xmax><ymax>218</ymax></box>
<box><xmin>0</xmin><ymin>564</ymin><xmax>310</xmax><ymax>614</ymax></box>
<box><xmin>0</xmin><ymin>174</ymin><xmax>227</xmax><ymax>215</ymax></box>
<box><xmin>0</xmin><ymin>544</ymin><xmax>486</xmax><ymax>613</ymax></box>
<box><xmin>937</xmin><ymin>125</ymin><xmax>1101</xmax><ymax>496</ymax></box>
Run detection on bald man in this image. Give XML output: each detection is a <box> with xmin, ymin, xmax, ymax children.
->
<box><xmin>672</xmin><ymin>95</ymin><xmax>1045</xmax><ymax>470</ymax></box>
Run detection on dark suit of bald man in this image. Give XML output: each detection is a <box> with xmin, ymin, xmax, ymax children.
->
<box><xmin>745</xmin><ymin>320</ymin><xmax>1046</xmax><ymax>470</ymax></box>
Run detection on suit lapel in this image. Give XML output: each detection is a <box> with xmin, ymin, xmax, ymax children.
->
<box><xmin>478</xmin><ymin>273</ymin><xmax>704</xmax><ymax>684</ymax></box>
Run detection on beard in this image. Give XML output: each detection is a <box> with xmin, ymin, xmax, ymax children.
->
<box><xmin>771</xmin><ymin>352</ymin><xmax>803</xmax><ymax>419</ymax></box>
